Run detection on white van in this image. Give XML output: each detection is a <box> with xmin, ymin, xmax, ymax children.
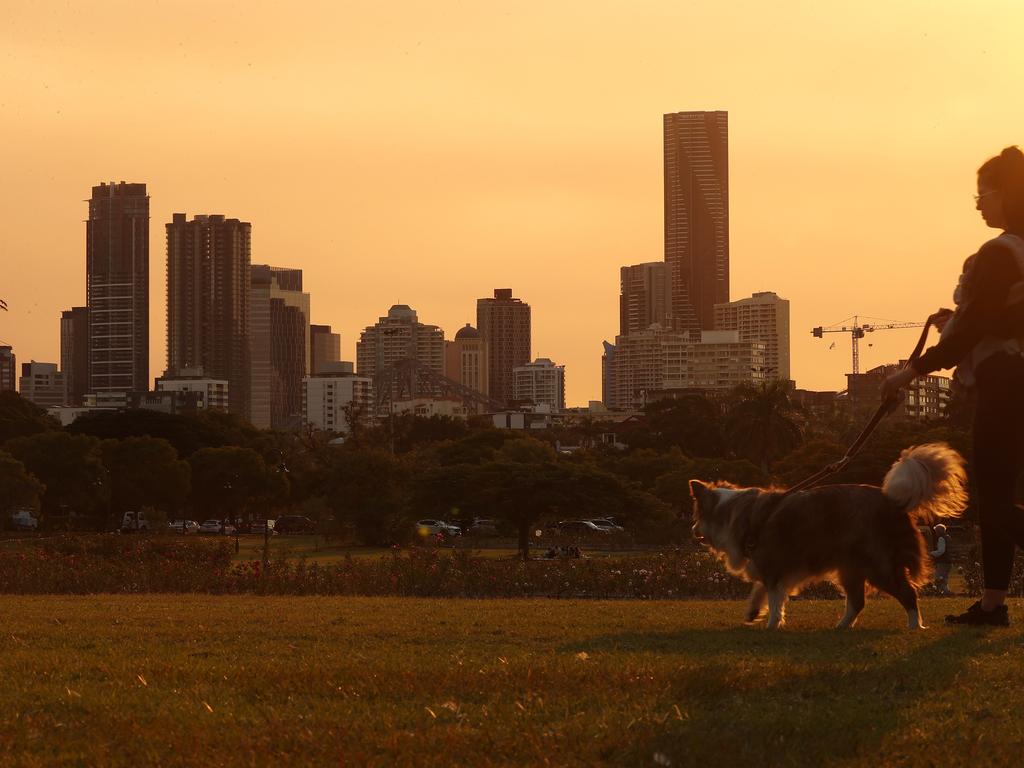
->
<box><xmin>121</xmin><ymin>510</ymin><xmax>151</xmax><ymax>533</ymax></box>
<box><xmin>9</xmin><ymin>509</ymin><xmax>39</xmax><ymax>531</ymax></box>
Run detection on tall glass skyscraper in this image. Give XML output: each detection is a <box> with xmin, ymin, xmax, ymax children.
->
<box><xmin>663</xmin><ymin>111</ymin><xmax>729</xmax><ymax>332</ymax></box>
<box><xmin>86</xmin><ymin>182</ymin><xmax>149</xmax><ymax>394</ymax></box>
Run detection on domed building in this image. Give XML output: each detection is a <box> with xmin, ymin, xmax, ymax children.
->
<box><xmin>445</xmin><ymin>323</ymin><xmax>489</xmax><ymax>397</ymax></box>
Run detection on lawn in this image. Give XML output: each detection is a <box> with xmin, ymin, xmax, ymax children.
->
<box><xmin>2</xmin><ymin>596</ymin><xmax>1022</xmax><ymax>767</ymax></box>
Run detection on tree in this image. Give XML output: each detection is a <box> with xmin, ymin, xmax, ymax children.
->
<box><xmin>99</xmin><ymin>437</ymin><xmax>191</xmax><ymax>517</ymax></box>
<box><xmin>638</xmin><ymin>395</ymin><xmax>726</xmax><ymax>456</ymax></box>
<box><xmin>724</xmin><ymin>381</ymin><xmax>803</xmax><ymax>473</ymax></box>
<box><xmin>188</xmin><ymin>447</ymin><xmax>269</xmax><ymax>522</ymax></box>
<box><xmin>0</xmin><ymin>450</ymin><xmax>44</xmax><ymax>518</ymax></box>
<box><xmin>0</xmin><ymin>391</ymin><xmax>58</xmax><ymax>446</ymax></box>
<box><xmin>319</xmin><ymin>448</ymin><xmax>409</xmax><ymax>545</ymax></box>
<box><xmin>5</xmin><ymin>432</ymin><xmax>107</xmax><ymax>526</ymax></box>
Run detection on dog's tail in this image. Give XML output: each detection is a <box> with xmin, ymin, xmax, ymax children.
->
<box><xmin>881</xmin><ymin>442</ymin><xmax>968</xmax><ymax>524</ymax></box>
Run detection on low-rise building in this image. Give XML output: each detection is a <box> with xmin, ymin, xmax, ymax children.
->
<box><xmin>156</xmin><ymin>367</ymin><xmax>229</xmax><ymax>411</ymax></box>
<box><xmin>19</xmin><ymin>362</ymin><xmax>67</xmax><ymax>407</ymax></box>
<box><xmin>302</xmin><ymin>362</ymin><xmax>374</xmax><ymax>434</ymax></box>
<box><xmin>846</xmin><ymin>361</ymin><xmax>951</xmax><ymax>419</ymax></box>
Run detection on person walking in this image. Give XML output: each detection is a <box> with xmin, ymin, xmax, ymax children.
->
<box><xmin>882</xmin><ymin>146</ymin><xmax>1024</xmax><ymax>627</ymax></box>
<box><xmin>930</xmin><ymin>524</ymin><xmax>953</xmax><ymax>596</ymax></box>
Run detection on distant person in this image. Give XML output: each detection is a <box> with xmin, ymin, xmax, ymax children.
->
<box><xmin>883</xmin><ymin>146</ymin><xmax>1024</xmax><ymax>626</ymax></box>
<box><xmin>930</xmin><ymin>524</ymin><xmax>953</xmax><ymax>595</ymax></box>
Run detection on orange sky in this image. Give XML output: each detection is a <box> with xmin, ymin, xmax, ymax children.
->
<box><xmin>2</xmin><ymin>1</ymin><xmax>1023</xmax><ymax>405</ymax></box>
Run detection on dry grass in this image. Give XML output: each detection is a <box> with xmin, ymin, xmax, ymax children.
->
<box><xmin>2</xmin><ymin>596</ymin><xmax>1022</xmax><ymax>767</ymax></box>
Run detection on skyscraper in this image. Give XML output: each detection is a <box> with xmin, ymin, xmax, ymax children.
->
<box><xmin>86</xmin><ymin>182</ymin><xmax>149</xmax><ymax>394</ymax></box>
<box><xmin>620</xmin><ymin>261</ymin><xmax>672</xmax><ymax>336</ymax></box>
<box><xmin>250</xmin><ymin>266</ymin><xmax>310</xmax><ymax>430</ymax></box>
<box><xmin>310</xmin><ymin>324</ymin><xmax>341</xmax><ymax>375</ymax></box>
<box><xmin>60</xmin><ymin>306</ymin><xmax>89</xmax><ymax>406</ymax></box>
<box><xmin>0</xmin><ymin>345</ymin><xmax>15</xmax><ymax>392</ymax></box>
<box><xmin>663</xmin><ymin>111</ymin><xmax>729</xmax><ymax>331</ymax></box>
<box><xmin>355</xmin><ymin>305</ymin><xmax>445</xmax><ymax>398</ymax></box>
<box><xmin>166</xmin><ymin>213</ymin><xmax>252</xmax><ymax>417</ymax></box>
<box><xmin>476</xmin><ymin>288</ymin><xmax>531</xmax><ymax>406</ymax></box>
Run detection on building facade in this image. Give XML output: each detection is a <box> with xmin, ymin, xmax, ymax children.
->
<box><xmin>18</xmin><ymin>362</ymin><xmax>67</xmax><ymax>408</ymax></box>
<box><xmin>302</xmin><ymin>367</ymin><xmax>374</xmax><ymax>434</ymax></box>
<box><xmin>512</xmin><ymin>358</ymin><xmax>566</xmax><ymax>412</ymax></box>
<box><xmin>86</xmin><ymin>182</ymin><xmax>149</xmax><ymax>394</ymax></box>
<box><xmin>847</xmin><ymin>362</ymin><xmax>950</xmax><ymax>420</ymax></box>
<box><xmin>476</xmin><ymin>288</ymin><xmax>531</xmax><ymax>406</ymax></box>
<box><xmin>444</xmin><ymin>324</ymin><xmax>489</xmax><ymax>396</ymax></box>
<box><xmin>620</xmin><ymin>261</ymin><xmax>672</xmax><ymax>336</ymax></box>
<box><xmin>713</xmin><ymin>291</ymin><xmax>791</xmax><ymax>381</ymax></box>
<box><xmin>356</xmin><ymin>305</ymin><xmax>445</xmax><ymax>398</ymax></box>
<box><xmin>310</xmin><ymin>324</ymin><xmax>342</xmax><ymax>375</ymax></box>
<box><xmin>250</xmin><ymin>265</ymin><xmax>310</xmax><ymax>430</ymax></box>
<box><xmin>0</xmin><ymin>345</ymin><xmax>16</xmax><ymax>392</ymax></box>
<box><xmin>664</xmin><ymin>111</ymin><xmax>729</xmax><ymax>331</ymax></box>
<box><xmin>166</xmin><ymin>213</ymin><xmax>251</xmax><ymax>417</ymax></box>
<box><xmin>601</xmin><ymin>340</ymin><xmax>617</xmax><ymax>409</ymax></box>
<box><xmin>60</xmin><ymin>307</ymin><xmax>90</xmax><ymax>406</ymax></box>
<box><xmin>155</xmin><ymin>367</ymin><xmax>229</xmax><ymax>411</ymax></box>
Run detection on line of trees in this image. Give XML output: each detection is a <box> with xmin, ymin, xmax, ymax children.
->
<box><xmin>0</xmin><ymin>381</ymin><xmax>980</xmax><ymax>556</ymax></box>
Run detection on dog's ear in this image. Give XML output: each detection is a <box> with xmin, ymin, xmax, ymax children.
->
<box><xmin>689</xmin><ymin>479</ymin><xmax>707</xmax><ymax>500</ymax></box>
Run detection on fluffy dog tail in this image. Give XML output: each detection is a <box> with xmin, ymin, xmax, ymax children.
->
<box><xmin>881</xmin><ymin>442</ymin><xmax>968</xmax><ymax>524</ymax></box>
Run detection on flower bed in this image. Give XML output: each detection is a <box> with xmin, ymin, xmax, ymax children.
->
<box><xmin>0</xmin><ymin>537</ymin><xmax>852</xmax><ymax>599</ymax></box>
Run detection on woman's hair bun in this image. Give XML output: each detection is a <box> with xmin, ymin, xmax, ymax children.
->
<box><xmin>1000</xmin><ymin>145</ymin><xmax>1024</xmax><ymax>165</ymax></box>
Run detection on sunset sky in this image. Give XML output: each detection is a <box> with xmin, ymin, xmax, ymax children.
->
<box><xmin>3</xmin><ymin>1</ymin><xmax>1023</xmax><ymax>405</ymax></box>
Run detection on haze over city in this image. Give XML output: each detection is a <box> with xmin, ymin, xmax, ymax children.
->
<box><xmin>3</xmin><ymin>1</ymin><xmax>1022</xmax><ymax>404</ymax></box>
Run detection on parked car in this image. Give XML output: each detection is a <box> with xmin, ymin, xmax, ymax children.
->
<box><xmin>416</xmin><ymin>519</ymin><xmax>452</xmax><ymax>536</ymax></box>
<box><xmin>274</xmin><ymin>515</ymin><xmax>315</xmax><ymax>535</ymax></box>
<box><xmin>199</xmin><ymin>519</ymin><xmax>236</xmax><ymax>535</ymax></box>
<box><xmin>586</xmin><ymin>518</ymin><xmax>624</xmax><ymax>532</ymax></box>
<box><xmin>9</xmin><ymin>509</ymin><xmax>39</xmax><ymax>531</ymax></box>
<box><xmin>442</xmin><ymin>521</ymin><xmax>462</xmax><ymax>537</ymax></box>
<box><xmin>168</xmin><ymin>519</ymin><xmax>200</xmax><ymax>534</ymax></box>
<box><xmin>251</xmin><ymin>519</ymin><xmax>276</xmax><ymax>535</ymax></box>
<box><xmin>121</xmin><ymin>510</ymin><xmax>153</xmax><ymax>533</ymax></box>
<box><xmin>556</xmin><ymin>520</ymin><xmax>610</xmax><ymax>536</ymax></box>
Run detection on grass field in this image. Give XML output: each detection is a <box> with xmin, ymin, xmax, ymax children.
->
<box><xmin>2</xmin><ymin>596</ymin><xmax>1022</xmax><ymax>767</ymax></box>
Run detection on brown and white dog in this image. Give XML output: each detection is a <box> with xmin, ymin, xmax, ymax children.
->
<box><xmin>689</xmin><ymin>443</ymin><xmax>967</xmax><ymax>629</ymax></box>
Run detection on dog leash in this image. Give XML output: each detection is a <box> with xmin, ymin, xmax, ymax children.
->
<box><xmin>780</xmin><ymin>319</ymin><xmax>936</xmax><ymax>499</ymax></box>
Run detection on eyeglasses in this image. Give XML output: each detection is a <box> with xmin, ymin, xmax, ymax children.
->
<box><xmin>974</xmin><ymin>190</ymin><xmax>998</xmax><ymax>203</ymax></box>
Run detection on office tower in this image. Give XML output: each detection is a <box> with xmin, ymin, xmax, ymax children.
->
<box><xmin>60</xmin><ymin>307</ymin><xmax>90</xmax><ymax>406</ymax></box>
<box><xmin>250</xmin><ymin>266</ymin><xmax>310</xmax><ymax>430</ymax></box>
<box><xmin>620</xmin><ymin>262</ymin><xmax>672</xmax><ymax>336</ymax></box>
<box><xmin>355</xmin><ymin>305</ymin><xmax>445</xmax><ymax>398</ymax></box>
<box><xmin>302</xmin><ymin>362</ymin><xmax>374</xmax><ymax>434</ymax></box>
<box><xmin>476</xmin><ymin>288</ymin><xmax>531</xmax><ymax>406</ymax></box>
<box><xmin>601</xmin><ymin>341</ymin><xmax>617</xmax><ymax>409</ymax></box>
<box><xmin>0</xmin><ymin>346</ymin><xmax>16</xmax><ymax>392</ymax></box>
<box><xmin>86</xmin><ymin>182</ymin><xmax>149</xmax><ymax>394</ymax></box>
<box><xmin>156</xmin><ymin>367</ymin><xmax>229</xmax><ymax>411</ymax></box>
<box><xmin>714</xmin><ymin>291</ymin><xmax>791</xmax><ymax>381</ymax></box>
<box><xmin>512</xmin><ymin>358</ymin><xmax>566</xmax><ymax>412</ymax></box>
<box><xmin>19</xmin><ymin>362</ymin><xmax>67</xmax><ymax>408</ymax></box>
<box><xmin>310</xmin><ymin>324</ymin><xmax>341</xmax><ymax>375</ymax></box>
<box><xmin>663</xmin><ymin>111</ymin><xmax>729</xmax><ymax>331</ymax></box>
<box><xmin>444</xmin><ymin>324</ymin><xmax>489</xmax><ymax>396</ymax></box>
<box><xmin>166</xmin><ymin>213</ymin><xmax>251</xmax><ymax>416</ymax></box>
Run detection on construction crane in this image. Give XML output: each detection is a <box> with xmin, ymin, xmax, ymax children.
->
<box><xmin>811</xmin><ymin>316</ymin><xmax>926</xmax><ymax>374</ymax></box>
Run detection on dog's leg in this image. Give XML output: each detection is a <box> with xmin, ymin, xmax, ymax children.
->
<box><xmin>744</xmin><ymin>583</ymin><xmax>768</xmax><ymax>623</ymax></box>
<box><xmin>765</xmin><ymin>586</ymin><xmax>788</xmax><ymax>629</ymax></box>
<box><xmin>836</xmin><ymin>573</ymin><xmax>866</xmax><ymax>629</ymax></box>
<box><xmin>893</xmin><ymin>576</ymin><xmax>925</xmax><ymax>630</ymax></box>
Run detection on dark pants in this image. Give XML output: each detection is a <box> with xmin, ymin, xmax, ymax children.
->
<box><xmin>974</xmin><ymin>353</ymin><xmax>1024</xmax><ymax>590</ymax></box>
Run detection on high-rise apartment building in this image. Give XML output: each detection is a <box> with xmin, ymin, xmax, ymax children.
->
<box><xmin>0</xmin><ymin>346</ymin><xmax>17</xmax><ymax>392</ymax></box>
<box><xmin>664</xmin><ymin>111</ymin><xmax>729</xmax><ymax>331</ymax></box>
<box><xmin>601</xmin><ymin>340</ymin><xmax>617</xmax><ymax>409</ymax></box>
<box><xmin>620</xmin><ymin>262</ymin><xmax>672</xmax><ymax>336</ymax></box>
<box><xmin>512</xmin><ymin>358</ymin><xmax>565</xmax><ymax>412</ymax></box>
<box><xmin>713</xmin><ymin>291</ymin><xmax>791</xmax><ymax>381</ymax></box>
<box><xmin>476</xmin><ymin>289</ymin><xmax>531</xmax><ymax>406</ymax></box>
<box><xmin>19</xmin><ymin>362</ymin><xmax>67</xmax><ymax>408</ymax></box>
<box><xmin>444</xmin><ymin>324</ymin><xmax>489</xmax><ymax>396</ymax></box>
<box><xmin>60</xmin><ymin>307</ymin><xmax>89</xmax><ymax>406</ymax></box>
<box><xmin>356</xmin><ymin>305</ymin><xmax>445</xmax><ymax>399</ymax></box>
<box><xmin>310</xmin><ymin>324</ymin><xmax>342</xmax><ymax>375</ymax></box>
<box><xmin>86</xmin><ymin>182</ymin><xmax>149</xmax><ymax>394</ymax></box>
<box><xmin>847</xmin><ymin>362</ymin><xmax>950</xmax><ymax>420</ymax></box>
<box><xmin>250</xmin><ymin>266</ymin><xmax>310</xmax><ymax>430</ymax></box>
<box><xmin>166</xmin><ymin>213</ymin><xmax>251</xmax><ymax>417</ymax></box>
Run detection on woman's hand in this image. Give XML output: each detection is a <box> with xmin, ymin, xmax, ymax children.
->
<box><xmin>929</xmin><ymin>307</ymin><xmax>954</xmax><ymax>332</ymax></box>
<box><xmin>880</xmin><ymin>367</ymin><xmax>918</xmax><ymax>402</ymax></box>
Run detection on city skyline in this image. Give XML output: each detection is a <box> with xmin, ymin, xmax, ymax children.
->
<box><xmin>2</xmin><ymin>3</ymin><xmax>1019</xmax><ymax>405</ymax></box>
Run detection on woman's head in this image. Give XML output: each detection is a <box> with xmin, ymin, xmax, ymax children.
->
<box><xmin>977</xmin><ymin>146</ymin><xmax>1024</xmax><ymax>232</ymax></box>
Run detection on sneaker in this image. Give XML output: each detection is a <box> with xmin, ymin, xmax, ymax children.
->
<box><xmin>945</xmin><ymin>601</ymin><xmax>1010</xmax><ymax>627</ymax></box>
